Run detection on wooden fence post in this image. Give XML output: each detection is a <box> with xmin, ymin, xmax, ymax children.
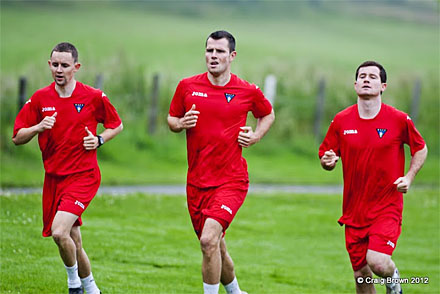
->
<box><xmin>314</xmin><ymin>78</ymin><xmax>326</xmax><ymax>143</ymax></box>
<box><xmin>410</xmin><ymin>78</ymin><xmax>421</xmax><ymax>124</ymax></box>
<box><xmin>18</xmin><ymin>77</ymin><xmax>27</xmax><ymax>112</ymax></box>
<box><xmin>148</xmin><ymin>74</ymin><xmax>160</xmax><ymax>135</ymax></box>
<box><xmin>264</xmin><ymin>74</ymin><xmax>277</xmax><ymax>105</ymax></box>
<box><xmin>94</xmin><ymin>74</ymin><xmax>103</xmax><ymax>90</ymax></box>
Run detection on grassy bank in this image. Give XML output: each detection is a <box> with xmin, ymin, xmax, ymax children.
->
<box><xmin>2</xmin><ymin>130</ymin><xmax>438</xmax><ymax>187</ymax></box>
<box><xmin>1</xmin><ymin>189</ymin><xmax>438</xmax><ymax>293</ymax></box>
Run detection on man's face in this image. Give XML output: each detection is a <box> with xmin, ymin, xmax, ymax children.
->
<box><xmin>48</xmin><ymin>51</ymin><xmax>80</xmax><ymax>87</ymax></box>
<box><xmin>354</xmin><ymin>66</ymin><xmax>386</xmax><ymax>98</ymax></box>
<box><xmin>205</xmin><ymin>37</ymin><xmax>236</xmax><ymax>76</ymax></box>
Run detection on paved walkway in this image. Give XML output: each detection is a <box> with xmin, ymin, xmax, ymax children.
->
<box><xmin>0</xmin><ymin>184</ymin><xmax>343</xmax><ymax>196</ymax></box>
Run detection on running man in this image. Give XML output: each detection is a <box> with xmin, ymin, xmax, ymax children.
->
<box><xmin>319</xmin><ymin>61</ymin><xmax>427</xmax><ymax>294</ymax></box>
<box><xmin>168</xmin><ymin>30</ymin><xmax>275</xmax><ymax>294</ymax></box>
<box><xmin>12</xmin><ymin>42</ymin><xmax>123</xmax><ymax>294</ymax></box>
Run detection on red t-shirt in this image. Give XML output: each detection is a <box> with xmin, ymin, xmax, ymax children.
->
<box><xmin>169</xmin><ymin>73</ymin><xmax>273</xmax><ymax>188</ymax></box>
<box><xmin>319</xmin><ymin>103</ymin><xmax>425</xmax><ymax>228</ymax></box>
<box><xmin>13</xmin><ymin>82</ymin><xmax>122</xmax><ymax>175</ymax></box>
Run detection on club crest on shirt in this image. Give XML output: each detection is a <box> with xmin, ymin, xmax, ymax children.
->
<box><xmin>74</xmin><ymin>103</ymin><xmax>85</xmax><ymax>113</ymax></box>
<box><xmin>224</xmin><ymin>93</ymin><xmax>235</xmax><ymax>103</ymax></box>
<box><xmin>376</xmin><ymin>128</ymin><xmax>387</xmax><ymax>138</ymax></box>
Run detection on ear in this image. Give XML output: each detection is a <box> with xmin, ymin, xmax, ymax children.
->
<box><xmin>48</xmin><ymin>60</ymin><xmax>51</xmax><ymax>67</ymax></box>
<box><xmin>381</xmin><ymin>82</ymin><xmax>387</xmax><ymax>92</ymax></box>
<box><xmin>74</xmin><ymin>62</ymin><xmax>81</xmax><ymax>72</ymax></box>
<box><xmin>230</xmin><ymin>51</ymin><xmax>237</xmax><ymax>61</ymax></box>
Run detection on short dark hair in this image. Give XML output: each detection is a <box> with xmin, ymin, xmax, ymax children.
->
<box><xmin>355</xmin><ymin>61</ymin><xmax>387</xmax><ymax>83</ymax></box>
<box><xmin>206</xmin><ymin>30</ymin><xmax>236</xmax><ymax>53</ymax></box>
<box><xmin>50</xmin><ymin>42</ymin><xmax>78</xmax><ymax>63</ymax></box>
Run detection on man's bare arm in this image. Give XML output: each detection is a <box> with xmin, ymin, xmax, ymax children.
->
<box><xmin>13</xmin><ymin>112</ymin><xmax>58</xmax><ymax>145</ymax></box>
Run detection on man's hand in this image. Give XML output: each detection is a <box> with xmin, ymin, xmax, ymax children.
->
<box><xmin>393</xmin><ymin>145</ymin><xmax>428</xmax><ymax>193</ymax></box>
<box><xmin>320</xmin><ymin>149</ymin><xmax>339</xmax><ymax>170</ymax></box>
<box><xmin>394</xmin><ymin>176</ymin><xmax>411</xmax><ymax>193</ymax></box>
<box><xmin>179</xmin><ymin>104</ymin><xmax>200</xmax><ymax>130</ymax></box>
<box><xmin>37</xmin><ymin>112</ymin><xmax>57</xmax><ymax>132</ymax></box>
<box><xmin>236</xmin><ymin>110</ymin><xmax>274</xmax><ymax>148</ymax></box>
<box><xmin>238</xmin><ymin>126</ymin><xmax>259</xmax><ymax>148</ymax></box>
<box><xmin>83</xmin><ymin>127</ymin><xmax>98</xmax><ymax>150</ymax></box>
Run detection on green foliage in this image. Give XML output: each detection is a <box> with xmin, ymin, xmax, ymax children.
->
<box><xmin>1</xmin><ymin>189</ymin><xmax>438</xmax><ymax>293</ymax></box>
<box><xmin>1</xmin><ymin>2</ymin><xmax>439</xmax><ymax>187</ymax></box>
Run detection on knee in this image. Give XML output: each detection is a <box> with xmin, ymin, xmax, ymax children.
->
<box><xmin>70</xmin><ymin>232</ymin><xmax>83</xmax><ymax>253</ymax></box>
<box><xmin>72</xmin><ymin>238</ymin><xmax>82</xmax><ymax>253</ymax></box>
<box><xmin>354</xmin><ymin>267</ymin><xmax>372</xmax><ymax>280</ymax></box>
<box><xmin>354</xmin><ymin>270</ymin><xmax>373</xmax><ymax>281</ymax></box>
<box><xmin>220</xmin><ymin>244</ymin><xmax>227</xmax><ymax>258</ymax></box>
<box><xmin>200</xmin><ymin>235</ymin><xmax>219</xmax><ymax>256</ymax></box>
<box><xmin>367</xmin><ymin>257</ymin><xmax>388</xmax><ymax>276</ymax></box>
<box><xmin>52</xmin><ymin>230</ymin><xmax>69</xmax><ymax>245</ymax></box>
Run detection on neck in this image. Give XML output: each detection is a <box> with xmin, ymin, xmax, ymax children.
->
<box><xmin>357</xmin><ymin>95</ymin><xmax>382</xmax><ymax>119</ymax></box>
<box><xmin>207</xmin><ymin>71</ymin><xmax>231</xmax><ymax>86</ymax></box>
<box><xmin>55</xmin><ymin>80</ymin><xmax>77</xmax><ymax>98</ymax></box>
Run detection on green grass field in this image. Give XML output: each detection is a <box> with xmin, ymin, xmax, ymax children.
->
<box><xmin>1</xmin><ymin>189</ymin><xmax>438</xmax><ymax>293</ymax></box>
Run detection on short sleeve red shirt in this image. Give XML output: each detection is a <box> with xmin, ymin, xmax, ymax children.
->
<box><xmin>13</xmin><ymin>82</ymin><xmax>122</xmax><ymax>175</ymax></box>
<box><xmin>169</xmin><ymin>73</ymin><xmax>273</xmax><ymax>188</ymax></box>
<box><xmin>319</xmin><ymin>103</ymin><xmax>425</xmax><ymax>227</ymax></box>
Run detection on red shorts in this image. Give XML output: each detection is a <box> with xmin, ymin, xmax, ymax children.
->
<box><xmin>187</xmin><ymin>181</ymin><xmax>249</xmax><ymax>239</ymax></box>
<box><xmin>42</xmin><ymin>168</ymin><xmax>101</xmax><ymax>237</ymax></box>
<box><xmin>345</xmin><ymin>216</ymin><xmax>401</xmax><ymax>271</ymax></box>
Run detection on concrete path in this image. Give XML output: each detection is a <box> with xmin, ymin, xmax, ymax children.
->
<box><xmin>0</xmin><ymin>184</ymin><xmax>343</xmax><ymax>196</ymax></box>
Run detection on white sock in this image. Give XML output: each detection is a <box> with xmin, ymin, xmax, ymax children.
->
<box><xmin>203</xmin><ymin>282</ymin><xmax>220</xmax><ymax>294</ymax></box>
<box><xmin>65</xmin><ymin>262</ymin><xmax>81</xmax><ymax>288</ymax></box>
<box><xmin>223</xmin><ymin>277</ymin><xmax>241</xmax><ymax>294</ymax></box>
<box><xmin>81</xmin><ymin>273</ymin><xmax>100</xmax><ymax>294</ymax></box>
<box><xmin>386</xmin><ymin>268</ymin><xmax>400</xmax><ymax>290</ymax></box>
